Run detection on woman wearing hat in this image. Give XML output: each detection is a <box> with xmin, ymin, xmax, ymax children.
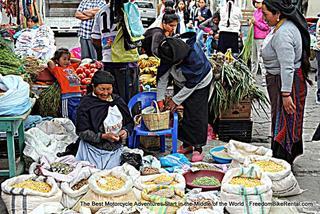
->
<box><xmin>157</xmin><ymin>34</ymin><xmax>213</xmax><ymax>162</ymax></box>
<box><xmin>75</xmin><ymin>70</ymin><xmax>133</xmax><ymax>169</ymax></box>
<box><xmin>251</xmin><ymin>0</ymin><xmax>269</xmax><ymax>85</ymax></box>
<box><xmin>261</xmin><ymin>0</ymin><xmax>311</xmax><ymax>164</ymax></box>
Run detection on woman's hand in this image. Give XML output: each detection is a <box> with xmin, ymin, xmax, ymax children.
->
<box><xmin>101</xmin><ymin>133</ymin><xmax>120</xmax><ymax>142</ymax></box>
<box><xmin>282</xmin><ymin>95</ymin><xmax>296</xmax><ymax>114</ymax></box>
<box><xmin>119</xmin><ymin>129</ymin><xmax>128</xmax><ymax>140</ymax></box>
<box><xmin>166</xmin><ymin>98</ymin><xmax>177</xmax><ymax>113</ymax></box>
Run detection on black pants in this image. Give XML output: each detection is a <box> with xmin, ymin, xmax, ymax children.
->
<box><xmin>218</xmin><ymin>31</ymin><xmax>239</xmax><ymax>54</ymax></box>
<box><xmin>103</xmin><ymin>62</ymin><xmax>139</xmax><ymax>103</ymax></box>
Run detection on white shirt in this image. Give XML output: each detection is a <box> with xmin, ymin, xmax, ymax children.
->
<box><xmin>218</xmin><ymin>1</ymin><xmax>242</xmax><ymax>33</ymax></box>
<box><xmin>91</xmin><ymin>4</ymin><xmax>117</xmax><ymax>62</ymax></box>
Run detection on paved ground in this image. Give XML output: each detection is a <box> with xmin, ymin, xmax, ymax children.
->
<box><xmin>0</xmin><ymin>34</ymin><xmax>319</xmax><ymax>213</ymax></box>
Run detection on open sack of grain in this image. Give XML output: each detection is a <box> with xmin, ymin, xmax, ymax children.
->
<box><xmin>247</xmin><ymin>156</ymin><xmax>304</xmax><ymax>197</ymax></box>
<box><xmin>225</xmin><ymin>140</ymin><xmax>272</xmax><ymax>168</ymax></box>
<box><xmin>137</xmin><ymin>186</ymin><xmax>185</xmax><ymax>214</ymax></box>
<box><xmin>1</xmin><ymin>175</ymin><xmax>62</xmax><ymax>214</ymax></box>
<box><xmin>29</xmin><ymin>155</ymin><xmax>96</xmax><ymax>183</ymax></box>
<box><xmin>221</xmin><ymin>167</ymin><xmax>273</xmax><ymax>214</ymax></box>
<box><xmin>73</xmin><ymin>169</ymin><xmax>136</xmax><ymax>213</ymax></box>
<box><xmin>60</xmin><ymin>167</ymin><xmax>99</xmax><ymax>209</ymax></box>
<box><xmin>176</xmin><ymin>189</ymin><xmax>224</xmax><ymax>214</ymax></box>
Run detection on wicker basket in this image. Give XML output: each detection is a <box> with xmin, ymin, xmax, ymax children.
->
<box><xmin>142</xmin><ymin>100</ymin><xmax>170</xmax><ymax>131</ymax></box>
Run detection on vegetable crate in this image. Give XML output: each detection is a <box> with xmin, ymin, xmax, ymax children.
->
<box><xmin>218</xmin><ymin>119</ymin><xmax>253</xmax><ymax>143</ymax></box>
<box><xmin>220</xmin><ymin>99</ymin><xmax>251</xmax><ymax>119</ymax></box>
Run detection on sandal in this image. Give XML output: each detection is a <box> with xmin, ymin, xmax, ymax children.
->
<box><xmin>191</xmin><ymin>151</ymin><xmax>204</xmax><ymax>162</ymax></box>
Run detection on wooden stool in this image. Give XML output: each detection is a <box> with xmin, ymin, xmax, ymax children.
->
<box><xmin>0</xmin><ymin>106</ymin><xmax>33</xmax><ymax>177</ymax></box>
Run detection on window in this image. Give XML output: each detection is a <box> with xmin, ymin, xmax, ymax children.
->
<box><xmin>135</xmin><ymin>2</ymin><xmax>154</xmax><ymax>9</ymax></box>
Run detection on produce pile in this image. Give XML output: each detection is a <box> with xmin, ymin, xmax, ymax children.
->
<box><xmin>188</xmin><ymin>198</ymin><xmax>215</xmax><ymax>212</ymax></box>
<box><xmin>229</xmin><ymin>176</ymin><xmax>262</xmax><ymax>187</ymax></box>
<box><xmin>50</xmin><ymin>162</ymin><xmax>74</xmax><ymax>175</ymax></box>
<box><xmin>96</xmin><ymin>175</ymin><xmax>125</xmax><ymax>191</ymax></box>
<box><xmin>71</xmin><ymin>179</ymin><xmax>88</xmax><ymax>191</ymax></box>
<box><xmin>141</xmin><ymin>167</ymin><xmax>160</xmax><ymax>176</ymax></box>
<box><xmin>212</xmin><ymin>149</ymin><xmax>231</xmax><ymax>159</ymax></box>
<box><xmin>11</xmin><ymin>179</ymin><xmax>52</xmax><ymax>193</ymax></box>
<box><xmin>138</xmin><ymin>54</ymin><xmax>160</xmax><ymax>88</ymax></box>
<box><xmin>75</xmin><ymin>61</ymin><xmax>103</xmax><ymax>95</ymax></box>
<box><xmin>209</xmin><ymin>49</ymin><xmax>269</xmax><ymax>120</ymax></box>
<box><xmin>23</xmin><ymin>56</ymin><xmax>46</xmax><ymax>82</ymax></box>
<box><xmin>253</xmin><ymin>160</ymin><xmax>285</xmax><ymax>173</ymax></box>
<box><xmin>144</xmin><ymin>174</ymin><xmax>178</xmax><ymax>185</ymax></box>
<box><xmin>150</xmin><ymin>188</ymin><xmax>183</xmax><ymax>201</ymax></box>
<box><xmin>192</xmin><ymin>176</ymin><xmax>221</xmax><ymax>186</ymax></box>
<box><xmin>38</xmin><ymin>82</ymin><xmax>60</xmax><ymax>117</ymax></box>
<box><xmin>0</xmin><ymin>37</ymin><xmax>24</xmax><ymax>75</ymax></box>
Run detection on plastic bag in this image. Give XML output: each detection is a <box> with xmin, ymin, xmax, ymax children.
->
<box><xmin>123</xmin><ymin>2</ymin><xmax>144</xmax><ymax>37</ymax></box>
<box><xmin>160</xmin><ymin>153</ymin><xmax>191</xmax><ymax>172</ymax></box>
<box><xmin>103</xmin><ymin>105</ymin><xmax>123</xmax><ymax>134</ymax></box>
<box><xmin>0</xmin><ymin>75</ymin><xmax>32</xmax><ymax>116</ymax></box>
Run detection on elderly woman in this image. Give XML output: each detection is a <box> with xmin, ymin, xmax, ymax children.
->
<box><xmin>75</xmin><ymin>70</ymin><xmax>133</xmax><ymax>169</ymax></box>
<box><xmin>156</xmin><ymin>34</ymin><xmax>213</xmax><ymax>162</ymax></box>
<box><xmin>261</xmin><ymin>0</ymin><xmax>311</xmax><ymax>164</ymax></box>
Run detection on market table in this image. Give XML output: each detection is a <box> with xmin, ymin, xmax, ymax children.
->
<box><xmin>0</xmin><ymin>99</ymin><xmax>35</xmax><ymax>177</ymax></box>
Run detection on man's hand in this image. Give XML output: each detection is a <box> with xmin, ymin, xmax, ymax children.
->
<box><xmin>282</xmin><ymin>95</ymin><xmax>296</xmax><ymax>114</ymax></box>
<box><xmin>101</xmin><ymin>133</ymin><xmax>120</xmax><ymax>142</ymax></box>
<box><xmin>118</xmin><ymin>130</ymin><xmax>128</xmax><ymax>140</ymax></box>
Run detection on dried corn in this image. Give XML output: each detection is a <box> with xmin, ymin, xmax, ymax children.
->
<box><xmin>253</xmin><ymin>160</ymin><xmax>285</xmax><ymax>173</ymax></box>
<box><xmin>97</xmin><ymin>176</ymin><xmax>125</xmax><ymax>191</ymax></box>
<box><xmin>12</xmin><ymin>180</ymin><xmax>51</xmax><ymax>193</ymax></box>
<box><xmin>229</xmin><ymin>176</ymin><xmax>262</xmax><ymax>187</ymax></box>
<box><xmin>153</xmin><ymin>174</ymin><xmax>173</xmax><ymax>184</ymax></box>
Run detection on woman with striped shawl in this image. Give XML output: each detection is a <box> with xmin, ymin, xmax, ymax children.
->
<box><xmin>261</xmin><ymin>0</ymin><xmax>311</xmax><ymax>164</ymax></box>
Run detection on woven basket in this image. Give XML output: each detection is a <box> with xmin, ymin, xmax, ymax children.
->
<box><xmin>142</xmin><ymin>100</ymin><xmax>170</xmax><ymax>131</ymax></box>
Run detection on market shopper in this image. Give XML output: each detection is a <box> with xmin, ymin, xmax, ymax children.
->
<box><xmin>156</xmin><ymin>34</ymin><xmax>213</xmax><ymax>162</ymax></box>
<box><xmin>75</xmin><ymin>70</ymin><xmax>133</xmax><ymax>170</ymax></box>
<box><xmin>261</xmin><ymin>0</ymin><xmax>311</xmax><ymax>164</ymax></box>
<box><xmin>218</xmin><ymin>0</ymin><xmax>242</xmax><ymax>53</ymax></box>
<box><xmin>251</xmin><ymin>0</ymin><xmax>270</xmax><ymax>85</ymax></box>
<box><xmin>142</xmin><ymin>7</ymin><xmax>179</xmax><ymax>57</ymax></box>
<box><xmin>198</xmin><ymin>11</ymin><xmax>220</xmax><ymax>54</ymax></box>
<box><xmin>47</xmin><ymin>48</ymin><xmax>82</xmax><ymax>124</ymax></box>
<box><xmin>175</xmin><ymin>0</ymin><xmax>189</xmax><ymax>34</ymax></box>
<box><xmin>75</xmin><ymin>0</ymin><xmax>106</xmax><ymax>60</ymax></box>
<box><xmin>91</xmin><ymin>3</ymin><xmax>139</xmax><ymax>103</ymax></box>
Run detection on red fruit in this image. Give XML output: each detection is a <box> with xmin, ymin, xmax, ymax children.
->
<box><xmin>78</xmin><ymin>73</ymin><xmax>86</xmax><ymax>79</ymax></box>
<box><xmin>76</xmin><ymin>67</ymin><xmax>84</xmax><ymax>74</ymax></box>
<box><xmin>90</xmin><ymin>68</ymin><xmax>96</xmax><ymax>73</ymax></box>
<box><xmin>80</xmin><ymin>85</ymin><xmax>87</xmax><ymax>89</ymax></box>
<box><xmin>84</xmin><ymin>69</ymin><xmax>91</xmax><ymax>76</ymax></box>
<box><xmin>90</xmin><ymin>63</ymin><xmax>96</xmax><ymax>69</ymax></box>
<box><xmin>84</xmin><ymin>64</ymin><xmax>91</xmax><ymax>69</ymax></box>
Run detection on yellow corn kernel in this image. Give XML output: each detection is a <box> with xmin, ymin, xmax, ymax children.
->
<box><xmin>229</xmin><ymin>176</ymin><xmax>262</xmax><ymax>188</ymax></box>
<box><xmin>97</xmin><ymin>176</ymin><xmax>125</xmax><ymax>191</ymax></box>
<box><xmin>253</xmin><ymin>160</ymin><xmax>285</xmax><ymax>173</ymax></box>
<box><xmin>12</xmin><ymin>180</ymin><xmax>51</xmax><ymax>193</ymax></box>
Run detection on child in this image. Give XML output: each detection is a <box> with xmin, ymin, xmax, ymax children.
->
<box><xmin>250</xmin><ymin>0</ymin><xmax>270</xmax><ymax>86</ymax></box>
<box><xmin>47</xmin><ymin>48</ymin><xmax>82</xmax><ymax>124</ymax></box>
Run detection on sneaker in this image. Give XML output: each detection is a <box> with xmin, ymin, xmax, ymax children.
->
<box><xmin>177</xmin><ymin>145</ymin><xmax>193</xmax><ymax>154</ymax></box>
<box><xmin>261</xmin><ymin>82</ymin><xmax>267</xmax><ymax>87</ymax></box>
<box><xmin>191</xmin><ymin>151</ymin><xmax>204</xmax><ymax>162</ymax></box>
